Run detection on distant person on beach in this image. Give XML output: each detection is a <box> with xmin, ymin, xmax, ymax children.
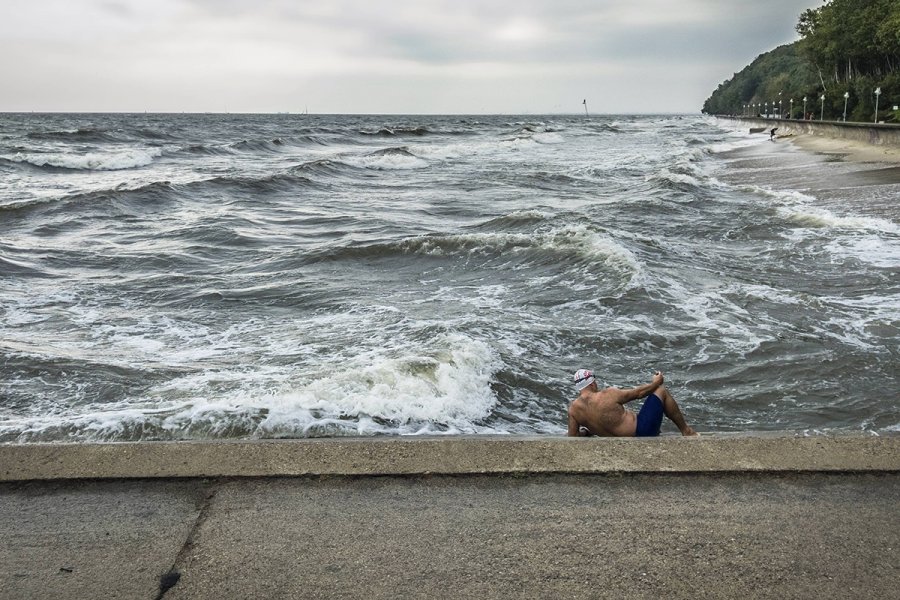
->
<box><xmin>769</xmin><ymin>127</ymin><xmax>778</xmax><ymax>141</ymax></box>
<box><xmin>567</xmin><ymin>369</ymin><xmax>698</xmax><ymax>437</ymax></box>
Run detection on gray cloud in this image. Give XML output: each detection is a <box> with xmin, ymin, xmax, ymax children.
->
<box><xmin>0</xmin><ymin>0</ymin><xmax>821</xmax><ymax>113</ymax></box>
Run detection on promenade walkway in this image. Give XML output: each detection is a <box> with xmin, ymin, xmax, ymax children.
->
<box><xmin>2</xmin><ymin>435</ymin><xmax>898</xmax><ymax>599</ymax></box>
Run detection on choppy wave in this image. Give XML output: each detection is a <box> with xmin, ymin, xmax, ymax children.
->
<box><xmin>593</xmin><ymin>123</ymin><xmax>625</xmax><ymax>133</ymax></box>
<box><xmin>26</xmin><ymin>128</ymin><xmax>121</xmax><ymax>143</ymax></box>
<box><xmin>824</xmin><ymin>235</ymin><xmax>900</xmax><ymax>268</ymax></box>
<box><xmin>134</xmin><ymin>128</ymin><xmax>177</xmax><ymax>141</ymax></box>
<box><xmin>342</xmin><ymin>148</ymin><xmax>428</xmax><ymax>170</ymax></box>
<box><xmin>360</xmin><ymin>125</ymin><xmax>431</xmax><ymax>137</ymax></box>
<box><xmin>1</xmin><ymin>112</ymin><xmax>897</xmax><ymax>441</ymax></box>
<box><xmin>9</xmin><ymin>148</ymin><xmax>162</xmax><ymax>170</ymax></box>
<box><xmin>291</xmin><ymin>158</ymin><xmax>363</xmax><ymax>178</ymax></box>
<box><xmin>476</xmin><ymin>210</ymin><xmax>552</xmax><ymax>228</ymax></box>
<box><xmin>231</xmin><ymin>138</ymin><xmax>287</xmax><ymax>153</ymax></box>
<box><xmin>0</xmin><ymin>255</ymin><xmax>49</xmax><ymax>277</ymax></box>
<box><xmin>0</xmin><ymin>332</ymin><xmax>502</xmax><ymax>442</ymax></box>
<box><xmin>776</xmin><ymin>204</ymin><xmax>900</xmax><ymax>234</ymax></box>
<box><xmin>304</xmin><ymin>224</ymin><xmax>644</xmax><ymax>288</ymax></box>
<box><xmin>182</xmin><ymin>144</ymin><xmax>235</xmax><ymax>156</ymax></box>
<box><xmin>200</xmin><ymin>172</ymin><xmax>321</xmax><ymax>193</ymax></box>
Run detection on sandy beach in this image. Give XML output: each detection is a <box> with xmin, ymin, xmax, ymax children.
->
<box><xmin>788</xmin><ymin>132</ymin><xmax>900</xmax><ymax>164</ymax></box>
<box><xmin>725</xmin><ymin>115</ymin><xmax>900</xmax><ymax>170</ymax></box>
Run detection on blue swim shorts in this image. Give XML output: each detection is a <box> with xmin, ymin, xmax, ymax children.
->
<box><xmin>635</xmin><ymin>393</ymin><xmax>664</xmax><ymax>437</ymax></box>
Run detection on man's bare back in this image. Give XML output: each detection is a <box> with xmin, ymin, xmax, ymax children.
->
<box><xmin>568</xmin><ymin>370</ymin><xmax>697</xmax><ymax>437</ymax></box>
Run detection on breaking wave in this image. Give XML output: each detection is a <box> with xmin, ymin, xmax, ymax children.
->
<box><xmin>9</xmin><ymin>148</ymin><xmax>162</xmax><ymax>171</ymax></box>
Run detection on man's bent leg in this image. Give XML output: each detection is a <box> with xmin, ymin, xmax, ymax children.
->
<box><xmin>654</xmin><ymin>385</ymin><xmax>698</xmax><ymax>436</ymax></box>
<box><xmin>635</xmin><ymin>395</ymin><xmax>664</xmax><ymax>437</ymax></box>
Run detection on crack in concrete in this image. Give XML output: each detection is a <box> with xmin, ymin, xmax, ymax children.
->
<box><xmin>154</xmin><ymin>482</ymin><xmax>218</xmax><ymax>600</ymax></box>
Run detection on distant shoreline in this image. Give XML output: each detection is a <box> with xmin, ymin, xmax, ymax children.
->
<box><xmin>718</xmin><ymin>116</ymin><xmax>900</xmax><ymax>165</ymax></box>
<box><xmin>0</xmin><ymin>111</ymin><xmax>696</xmax><ymax>117</ymax></box>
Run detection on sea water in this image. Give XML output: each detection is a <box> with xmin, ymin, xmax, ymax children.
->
<box><xmin>0</xmin><ymin>113</ymin><xmax>897</xmax><ymax>441</ymax></box>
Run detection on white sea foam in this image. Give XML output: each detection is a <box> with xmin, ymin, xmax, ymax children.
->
<box><xmin>0</xmin><ymin>332</ymin><xmax>503</xmax><ymax>441</ymax></box>
<box><xmin>2</xmin><ymin>308</ymin><xmax>49</xmax><ymax>326</ymax></box>
<box><xmin>342</xmin><ymin>153</ymin><xmax>428</xmax><ymax>170</ymax></box>
<box><xmin>499</xmin><ymin>136</ymin><xmax>540</xmax><ymax>150</ymax></box>
<box><xmin>657</xmin><ymin>279</ymin><xmax>771</xmax><ymax>361</ymax></box>
<box><xmin>747</xmin><ymin>185</ymin><xmax>819</xmax><ymax>205</ymax></box>
<box><xmin>736</xmin><ymin>284</ymin><xmax>804</xmax><ymax>306</ymax></box>
<box><xmin>414</xmin><ymin>129</ymin><xmax>563</xmax><ymax>161</ymax></box>
<box><xmin>706</xmin><ymin>134</ymin><xmax>763</xmax><ymax>155</ymax></box>
<box><xmin>263</xmin><ymin>333</ymin><xmax>500</xmax><ymax>434</ymax></box>
<box><xmin>824</xmin><ymin>235</ymin><xmax>900</xmax><ymax>268</ymax></box>
<box><xmin>413</xmin><ymin>143</ymin><xmax>464</xmax><ymax>160</ymax></box>
<box><xmin>503</xmin><ymin>209</ymin><xmax>552</xmax><ymax>221</ymax></box>
<box><xmin>652</xmin><ymin>169</ymin><xmax>704</xmax><ymax>188</ymax></box>
<box><xmin>532</xmin><ymin>132</ymin><xmax>565</xmax><ymax>144</ymax></box>
<box><xmin>777</xmin><ymin>205</ymin><xmax>900</xmax><ymax>234</ymax></box>
<box><xmin>814</xmin><ymin>292</ymin><xmax>900</xmax><ymax>352</ymax></box>
<box><xmin>0</xmin><ymin>286</ymin><xmax>79</xmax><ymax>329</ymax></box>
<box><xmin>10</xmin><ymin>148</ymin><xmax>162</xmax><ymax>170</ymax></box>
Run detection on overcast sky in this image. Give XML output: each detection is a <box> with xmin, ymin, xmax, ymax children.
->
<box><xmin>1</xmin><ymin>0</ymin><xmax>822</xmax><ymax>114</ymax></box>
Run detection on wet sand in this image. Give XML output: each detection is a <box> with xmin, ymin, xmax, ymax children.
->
<box><xmin>714</xmin><ymin>125</ymin><xmax>900</xmax><ymax>225</ymax></box>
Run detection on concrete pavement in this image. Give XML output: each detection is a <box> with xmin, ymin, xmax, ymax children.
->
<box><xmin>1</xmin><ymin>435</ymin><xmax>898</xmax><ymax>599</ymax></box>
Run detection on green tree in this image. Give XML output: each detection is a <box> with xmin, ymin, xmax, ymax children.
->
<box><xmin>704</xmin><ymin>0</ymin><xmax>899</xmax><ymax>120</ymax></box>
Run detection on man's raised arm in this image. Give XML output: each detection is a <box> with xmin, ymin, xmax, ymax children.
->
<box><xmin>615</xmin><ymin>371</ymin><xmax>664</xmax><ymax>404</ymax></box>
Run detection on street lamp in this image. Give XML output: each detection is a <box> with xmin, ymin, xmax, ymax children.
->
<box><xmin>820</xmin><ymin>94</ymin><xmax>826</xmax><ymax>121</ymax></box>
<box><xmin>803</xmin><ymin>96</ymin><xmax>808</xmax><ymax>119</ymax></box>
<box><xmin>789</xmin><ymin>98</ymin><xmax>794</xmax><ymax>119</ymax></box>
<box><xmin>874</xmin><ymin>87</ymin><xmax>882</xmax><ymax>123</ymax></box>
<box><xmin>765</xmin><ymin>101</ymin><xmax>769</xmax><ymax>118</ymax></box>
<box><xmin>778</xmin><ymin>92</ymin><xmax>783</xmax><ymax>120</ymax></box>
<box><xmin>843</xmin><ymin>91</ymin><xmax>850</xmax><ymax>122</ymax></box>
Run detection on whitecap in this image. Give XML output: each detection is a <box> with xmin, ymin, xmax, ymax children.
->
<box><xmin>0</xmin><ymin>331</ymin><xmax>504</xmax><ymax>442</ymax></box>
<box><xmin>776</xmin><ymin>205</ymin><xmax>900</xmax><ymax>234</ymax></box>
<box><xmin>533</xmin><ymin>132</ymin><xmax>565</xmax><ymax>144</ymax></box>
<box><xmin>341</xmin><ymin>152</ymin><xmax>428</xmax><ymax>170</ymax></box>
<box><xmin>824</xmin><ymin>235</ymin><xmax>900</xmax><ymax>268</ymax></box>
<box><xmin>9</xmin><ymin>148</ymin><xmax>162</xmax><ymax>171</ymax></box>
<box><xmin>262</xmin><ymin>333</ymin><xmax>500</xmax><ymax>433</ymax></box>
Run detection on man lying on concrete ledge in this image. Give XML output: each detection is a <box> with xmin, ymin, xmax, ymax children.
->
<box><xmin>568</xmin><ymin>369</ymin><xmax>698</xmax><ymax>437</ymax></box>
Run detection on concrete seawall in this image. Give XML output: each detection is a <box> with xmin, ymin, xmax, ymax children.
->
<box><xmin>717</xmin><ymin>116</ymin><xmax>900</xmax><ymax>146</ymax></box>
<box><xmin>2</xmin><ymin>434</ymin><xmax>899</xmax><ymax>481</ymax></box>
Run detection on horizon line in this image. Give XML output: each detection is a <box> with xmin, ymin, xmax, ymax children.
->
<box><xmin>0</xmin><ymin>110</ymin><xmax>702</xmax><ymax>117</ymax></box>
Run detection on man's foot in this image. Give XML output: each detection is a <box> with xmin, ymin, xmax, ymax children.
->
<box><xmin>681</xmin><ymin>427</ymin><xmax>700</xmax><ymax>437</ymax></box>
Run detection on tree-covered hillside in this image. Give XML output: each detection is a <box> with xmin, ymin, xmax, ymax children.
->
<box><xmin>703</xmin><ymin>0</ymin><xmax>899</xmax><ymax>121</ymax></box>
<box><xmin>702</xmin><ymin>43</ymin><xmax>818</xmax><ymax>118</ymax></box>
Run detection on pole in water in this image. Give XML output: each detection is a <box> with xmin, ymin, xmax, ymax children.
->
<box><xmin>583</xmin><ymin>99</ymin><xmax>588</xmax><ymax>116</ymax></box>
